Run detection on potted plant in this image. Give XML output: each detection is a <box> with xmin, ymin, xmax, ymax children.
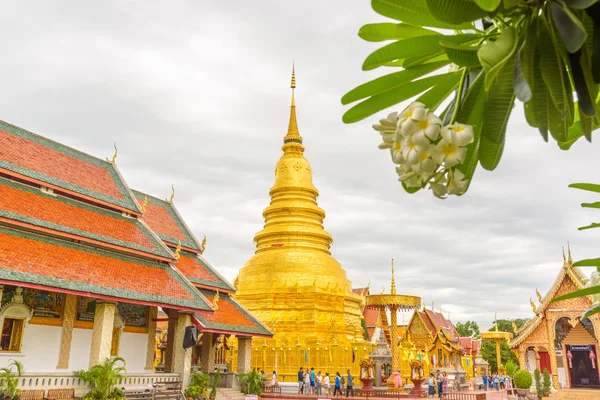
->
<box><xmin>239</xmin><ymin>370</ymin><xmax>263</xmax><ymax>397</ymax></box>
<box><xmin>0</xmin><ymin>360</ymin><xmax>24</xmax><ymax>400</ymax></box>
<box><xmin>208</xmin><ymin>370</ymin><xmax>220</xmax><ymax>400</ymax></box>
<box><xmin>533</xmin><ymin>369</ymin><xmax>542</xmax><ymax>400</ymax></box>
<box><xmin>542</xmin><ymin>369</ymin><xmax>552</xmax><ymax>397</ymax></box>
<box><xmin>185</xmin><ymin>372</ymin><xmax>210</xmax><ymax>400</ymax></box>
<box><xmin>514</xmin><ymin>369</ymin><xmax>533</xmax><ymax>398</ymax></box>
<box><xmin>75</xmin><ymin>357</ymin><xmax>126</xmax><ymax>400</ymax></box>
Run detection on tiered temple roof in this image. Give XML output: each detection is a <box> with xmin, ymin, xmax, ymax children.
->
<box><xmin>0</xmin><ymin>118</ymin><xmax>271</xmax><ymax>338</ymax></box>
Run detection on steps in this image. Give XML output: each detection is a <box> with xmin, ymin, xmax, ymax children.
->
<box><xmin>215</xmin><ymin>388</ymin><xmax>246</xmax><ymax>400</ymax></box>
<box><xmin>549</xmin><ymin>388</ymin><xmax>600</xmax><ymax>400</ymax></box>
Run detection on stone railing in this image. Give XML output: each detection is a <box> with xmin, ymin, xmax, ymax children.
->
<box><xmin>18</xmin><ymin>372</ymin><xmax>180</xmax><ymax>396</ymax></box>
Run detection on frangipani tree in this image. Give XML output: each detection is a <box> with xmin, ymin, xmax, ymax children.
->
<box><xmin>343</xmin><ymin>0</ymin><xmax>600</xmax><ymax>198</ymax></box>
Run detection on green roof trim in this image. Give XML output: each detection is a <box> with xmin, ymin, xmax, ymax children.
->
<box><xmin>0</xmin><ymin>225</ymin><xmax>212</xmax><ymax>311</ymax></box>
<box><xmin>132</xmin><ymin>190</ymin><xmax>201</xmax><ymax>251</ymax></box>
<box><xmin>194</xmin><ymin>289</ymin><xmax>272</xmax><ymax>336</ymax></box>
<box><xmin>0</xmin><ymin>120</ymin><xmax>140</xmax><ymax>212</ymax></box>
<box><xmin>0</xmin><ymin>177</ymin><xmax>173</xmax><ymax>259</ymax></box>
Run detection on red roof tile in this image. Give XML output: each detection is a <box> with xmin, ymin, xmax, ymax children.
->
<box><xmin>176</xmin><ymin>253</ymin><xmax>233</xmax><ymax>292</ymax></box>
<box><xmin>0</xmin><ymin>226</ymin><xmax>211</xmax><ymax>312</ymax></box>
<box><xmin>0</xmin><ymin>178</ymin><xmax>169</xmax><ymax>258</ymax></box>
<box><xmin>417</xmin><ymin>310</ymin><xmax>436</xmax><ymax>336</ymax></box>
<box><xmin>144</xmin><ymin>201</ymin><xmax>187</xmax><ymax>242</ymax></box>
<box><xmin>363</xmin><ymin>308</ymin><xmax>379</xmax><ymax>327</ymax></box>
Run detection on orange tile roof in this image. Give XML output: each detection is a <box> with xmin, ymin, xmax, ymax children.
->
<box><xmin>416</xmin><ymin>310</ymin><xmax>436</xmax><ymax>336</ymax></box>
<box><xmin>0</xmin><ymin>177</ymin><xmax>171</xmax><ymax>259</ymax></box>
<box><xmin>363</xmin><ymin>308</ymin><xmax>379</xmax><ymax>327</ymax></box>
<box><xmin>192</xmin><ymin>290</ymin><xmax>272</xmax><ymax>337</ymax></box>
<box><xmin>0</xmin><ymin>121</ymin><xmax>140</xmax><ymax>212</ymax></box>
<box><xmin>0</xmin><ymin>225</ymin><xmax>211</xmax><ymax>312</ymax></box>
<box><xmin>133</xmin><ymin>190</ymin><xmax>201</xmax><ymax>251</ymax></box>
<box><xmin>176</xmin><ymin>252</ymin><xmax>233</xmax><ymax>292</ymax></box>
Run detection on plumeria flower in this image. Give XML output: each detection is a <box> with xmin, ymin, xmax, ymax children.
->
<box><xmin>447</xmin><ymin>168</ymin><xmax>469</xmax><ymax>195</ymax></box>
<box><xmin>431</xmin><ymin>123</ymin><xmax>475</xmax><ymax>167</ymax></box>
<box><xmin>402</xmin><ymin>134</ymin><xmax>430</xmax><ymax>165</ymax></box>
<box><xmin>390</xmin><ymin>139</ymin><xmax>404</xmax><ymax>165</ymax></box>
<box><xmin>412</xmin><ymin>113</ymin><xmax>443</xmax><ymax>145</ymax></box>
<box><xmin>396</xmin><ymin>165</ymin><xmax>423</xmax><ymax>188</ymax></box>
<box><xmin>397</xmin><ymin>102</ymin><xmax>427</xmax><ymax>126</ymax></box>
<box><xmin>372</xmin><ymin>112</ymin><xmax>398</xmax><ymax>149</ymax></box>
<box><xmin>412</xmin><ymin>150</ymin><xmax>438</xmax><ymax>179</ymax></box>
<box><xmin>429</xmin><ymin>170</ymin><xmax>449</xmax><ymax>199</ymax></box>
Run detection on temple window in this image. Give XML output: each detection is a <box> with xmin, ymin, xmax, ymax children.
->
<box><xmin>0</xmin><ymin>318</ymin><xmax>24</xmax><ymax>352</ymax></box>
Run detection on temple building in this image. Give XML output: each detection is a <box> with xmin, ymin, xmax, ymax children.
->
<box><xmin>233</xmin><ymin>68</ymin><xmax>367</xmax><ymax>379</ymax></box>
<box><xmin>510</xmin><ymin>247</ymin><xmax>600</xmax><ymax>389</ymax></box>
<box><xmin>0</xmin><ymin>119</ymin><xmax>270</xmax><ymax>391</ymax></box>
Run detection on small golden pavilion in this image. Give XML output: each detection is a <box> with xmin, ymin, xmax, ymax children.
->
<box><xmin>510</xmin><ymin>247</ymin><xmax>600</xmax><ymax>389</ymax></box>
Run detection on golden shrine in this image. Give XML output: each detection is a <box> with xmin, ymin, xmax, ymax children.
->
<box><xmin>233</xmin><ymin>67</ymin><xmax>368</xmax><ymax>379</ymax></box>
<box><xmin>510</xmin><ymin>246</ymin><xmax>600</xmax><ymax>390</ymax></box>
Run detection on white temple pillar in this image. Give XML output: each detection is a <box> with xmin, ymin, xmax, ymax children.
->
<box><xmin>201</xmin><ymin>332</ymin><xmax>216</xmax><ymax>372</ymax></box>
<box><xmin>237</xmin><ymin>337</ymin><xmax>253</xmax><ymax>374</ymax></box>
<box><xmin>89</xmin><ymin>301</ymin><xmax>116</xmax><ymax>368</ymax></box>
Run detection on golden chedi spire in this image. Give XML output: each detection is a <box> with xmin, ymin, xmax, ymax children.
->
<box><xmin>234</xmin><ymin>65</ymin><xmax>364</xmax><ymax>371</ymax></box>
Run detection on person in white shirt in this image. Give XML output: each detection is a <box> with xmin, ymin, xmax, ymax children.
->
<box><xmin>324</xmin><ymin>372</ymin><xmax>331</xmax><ymax>395</ymax></box>
<box><xmin>316</xmin><ymin>371</ymin><xmax>323</xmax><ymax>395</ymax></box>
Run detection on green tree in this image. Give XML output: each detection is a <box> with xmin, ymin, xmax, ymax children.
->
<box><xmin>342</xmin><ymin>0</ymin><xmax>600</xmax><ymax>198</ymax></box>
<box><xmin>480</xmin><ymin>319</ymin><xmax>526</xmax><ymax>373</ymax></box>
<box><xmin>455</xmin><ymin>320</ymin><xmax>481</xmax><ymax>339</ymax></box>
<box><xmin>361</xmin><ymin>318</ymin><xmax>369</xmax><ymax>340</ymax></box>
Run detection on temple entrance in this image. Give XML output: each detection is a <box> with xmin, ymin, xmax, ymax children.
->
<box><xmin>565</xmin><ymin>345</ymin><xmax>599</xmax><ymax>388</ymax></box>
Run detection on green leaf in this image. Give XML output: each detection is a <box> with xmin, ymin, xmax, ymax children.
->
<box><xmin>574</xmin><ymin>257</ymin><xmax>600</xmax><ymax>267</ymax></box>
<box><xmin>548</xmin><ymin>92</ymin><xmax>569</xmax><ymax>141</ymax></box>
<box><xmin>456</xmin><ymin>71</ymin><xmax>486</xmax><ymax>184</ymax></box>
<box><xmin>425</xmin><ymin>0</ymin><xmax>488</xmax><ymax>25</ymax></box>
<box><xmin>402</xmin><ymin>51</ymin><xmax>447</xmax><ymax>68</ymax></box>
<box><xmin>569</xmin><ymin>51</ymin><xmax>596</xmax><ymax>116</ymax></box>
<box><xmin>540</xmin><ymin>17</ymin><xmax>571</xmax><ymax>122</ymax></box>
<box><xmin>524</xmin><ymin>101</ymin><xmax>537</xmax><ymax>127</ymax></box>
<box><xmin>477</xmin><ymin>26</ymin><xmax>518</xmax><ymax>90</ymax></box>
<box><xmin>582</xmin><ymin>303</ymin><xmax>600</xmax><ymax>320</ymax></box>
<box><xmin>482</xmin><ymin>54</ymin><xmax>516</xmax><ymax>144</ymax></box>
<box><xmin>440</xmin><ymin>41</ymin><xmax>481</xmax><ymax>67</ymax></box>
<box><xmin>415</xmin><ymin>72</ymin><xmax>461</xmax><ymax>112</ymax></box>
<box><xmin>570</xmin><ymin>182</ymin><xmax>600</xmax><ymax>192</ymax></box>
<box><xmin>578</xmin><ymin>222</ymin><xmax>600</xmax><ymax>230</ymax></box>
<box><xmin>582</xmin><ymin>201</ymin><xmax>600</xmax><ymax>208</ymax></box>
<box><xmin>514</xmin><ymin>49</ymin><xmax>532</xmax><ymax>102</ymax></box>
<box><xmin>342</xmin><ymin>72</ymin><xmax>460</xmax><ymax>123</ymax></box>
<box><xmin>342</xmin><ymin>60</ymin><xmax>450</xmax><ymax>105</ymax></box>
<box><xmin>550</xmin><ymin>2</ymin><xmax>588</xmax><ymax>53</ymax></box>
<box><xmin>401</xmin><ymin>182</ymin><xmax>422</xmax><ymax>193</ymax></box>
<box><xmin>358</xmin><ymin>23</ymin><xmax>441</xmax><ymax>42</ymax></box>
<box><xmin>553</xmin><ymin>285</ymin><xmax>600</xmax><ymax>302</ymax></box>
<box><xmin>478</xmin><ymin>135</ymin><xmax>505</xmax><ymax>170</ymax></box>
<box><xmin>371</xmin><ymin>0</ymin><xmax>474</xmax><ymax>29</ymax></box>
<box><xmin>363</xmin><ymin>34</ymin><xmax>479</xmax><ymax>70</ymax></box>
<box><xmin>566</xmin><ymin>0</ymin><xmax>600</xmax><ymax>11</ymax></box>
<box><xmin>475</xmin><ymin>0</ymin><xmax>502</xmax><ymax>12</ymax></box>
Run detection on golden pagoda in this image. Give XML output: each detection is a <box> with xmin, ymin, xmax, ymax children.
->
<box><xmin>233</xmin><ymin>66</ymin><xmax>368</xmax><ymax>379</ymax></box>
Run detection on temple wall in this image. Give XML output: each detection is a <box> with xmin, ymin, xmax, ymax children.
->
<box><xmin>120</xmin><ymin>332</ymin><xmax>147</xmax><ymax>372</ymax></box>
<box><xmin>71</xmin><ymin>328</ymin><xmax>93</xmax><ymax>371</ymax></box>
<box><xmin>0</xmin><ymin>324</ymin><xmax>61</xmax><ymax>371</ymax></box>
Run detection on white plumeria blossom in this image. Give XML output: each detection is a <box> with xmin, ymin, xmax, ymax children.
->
<box><xmin>447</xmin><ymin>168</ymin><xmax>469</xmax><ymax>195</ymax></box>
<box><xmin>372</xmin><ymin>112</ymin><xmax>398</xmax><ymax>149</ymax></box>
<box><xmin>397</xmin><ymin>102</ymin><xmax>427</xmax><ymax>129</ymax></box>
<box><xmin>431</xmin><ymin>122</ymin><xmax>474</xmax><ymax>167</ymax></box>
<box><xmin>401</xmin><ymin>134</ymin><xmax>430</xmax><ymax>165</ymax></box>
<box><xmin>396</xmin><ymin>164</ymin><xmax>422</xmax><ymax>188</ymax></box>
<box><xmin>390</xmin><ymin>138</ymin><xmax>404</xmax><ymax>165</ymax></box>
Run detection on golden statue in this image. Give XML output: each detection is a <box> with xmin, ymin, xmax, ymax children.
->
<box><xmin>536</xmin><ymin>288</ymin><xmax>543</xmax><ymax>303</ymax></box>
<box><xmin>200</xmin><ymin>234</ymin><xmax>207</xmax><ymax>253</ymax></box>
<box><xmin>234</xmin><ymin>65</ymin><xmax>364</xmax><ymax>374</ymax></box>
<box><xmin>106</xmin><ymin>143</ymin><xmax>118</xmax><ymax>163</ymax></box>
<box><xmin>174</xmin><ymin>240</ymin><xmax>181</xmax><ymax>260</ymax></box>
<box><xmin>530</xmin><ymin>298</ymin><xmax>537</xmax><ymax>313</ymax></box>
<box><xmin>141</xmin><ymin>195</ymin><xmax>148</xmax><ymax>213</ymax></box>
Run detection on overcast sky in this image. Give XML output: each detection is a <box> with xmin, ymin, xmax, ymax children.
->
<box><xmin>2</xmin><ymin>1</ymin><xmax>600</xmax><ymax>330</ymax></box>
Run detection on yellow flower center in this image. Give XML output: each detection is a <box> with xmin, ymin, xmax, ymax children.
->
<box><xmin>418</xmin><ymin>119</ymin><xmax>429</xmax><ymax>130</ymax></box>
<box><xmin>454</xmin><ymin>125</ymin><xmax>464</xmax><ymax>133</ymax></box>
<box><xmin>406</xmin><ymin>109</ymin><xmax>413</xmax><ymax>118</ymax></box>
<box><xmin>419</xmin><ymin>152</ymin><xmax>428</xmax><ymax>161</ymax></box>
<box><xmin>394</xmin><ymin>142</ymin><xmax>401</xmax><ymax>150</ymax></box>
<box><xmin>442</xmin><ymin>143</ymin><xmax>457</xmax><ymax>157</ymax></box>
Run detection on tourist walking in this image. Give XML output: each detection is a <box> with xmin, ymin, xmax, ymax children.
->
<box><xmin>493</xmin><ymin>373</ymin><xmax>499</xmax><ymax>390</ymax></box>
<box><xmin>428</xmin><ymin>373</ymin><xmax>436</xmax><ymax>398</ymax></box>
<box><xmin>500</xmin><ymin>374</ymin><xmax>505</xmax><ymax>390</ymax></box>
<box><xmin>316</xmin><ymin>371</ymin><xmax>323</xmax><ymax>395</ymax></box>
<box><xmin>271</xmin><ymin>371</ymin><xmax>278</xmax><ymax>387</ymax></box>
<box><xmin>334</xmin><ymin>372</ymin><xmax>342</xmax><ymax>397</ymax></box>
<box><xmin>324</xmin><ymin>372</ymin><xmax>331</xmax><ymax>395</ymax></box>
<box><xmin>442</xmin><ymin>372</ymin><xmax>448</xmax><ymax>395</ymax></box>
<box><xmin>505</xmin><ymin>375</ymin><xmax>511</xmax><ymax>392</ymax></box>
<box><xmin>345</xmin><ymin>369</ymin><xmax>354</xmax><ymax>397</ymax></box>
<box><xmin>482</xmin><ymin>373</ymin><xmax>488</xmax><ymax>391</ymax></box>
<box><xmin>298</xmin><ymin>367</ymin><xmax>304</xmax><ymax>394</ymax></box>
<box><xmin>310</xmin><ymin>367</ymin><xmax>316</xmax><ymax>394</ymax></box>
<box><xmin>304</xmin><ymin>368</ymin><xmax>311</xmax><ymax>394</ymax></box>
<box><xmin>436</xmin><ymin>370</ymin><xmax>443</xmax><ymax>398</ymax></box>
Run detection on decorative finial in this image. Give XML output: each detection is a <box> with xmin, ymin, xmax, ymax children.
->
<box><xmin>141</xmin><ymin>195</ymin><xmax>148</xmax><ymax>213</ymax></box>
<box><xmin>563</xmin><ymin>246</ymin><xmax>566</xmax><ymax>263</ymax></box>
<box><xmin>106</xmin><ymin>143</ymin><xmax>118</xmax><ymax>163</ymax></box>
<box><xmin>568</xmin><ymin>242</ymin><xmax>573</xmax><ymax>265</ymax></box>
<box><xmin>174</xmin><ymin>240</ymin><xmax>181</xmax><ymax>260</ymax></box>
<box><xmin>291</xmin><ymin>61</ymin><xmax>296</xmax><ymax>89</ymax></box>
<box><xmin>367</xmin><ymin>280</ymin><xmax>371</xmax><ymax>293</ymax></box>
<box><xmin>494</xmin><ymin>312</ymin><xmax>498</xmax><ymax>332</ymax></box>
<box><xmin>432</xmin><ymin>301</ymin><xmax>434</xmax><ymax>311</ymax></box>
<box><xmin>512</xmin><ymin>320</ymin><xmax>518</xmax><ymax>334</ymax></box>
<box><xmin>167</xmin><ymin>185</ymin><xmax>175</xmax><ymax>204</ymax></box>
<box><xmin>536</xmin><ymin>288</ymin><xmax>543</xmax><ymax>303</ymax></box>
<box><xmin>200</xmin><ymin>234</ymin><xmax>207</xmax><ymax>253</ymax></box>
<box><xmin>391</xmin><ymin>258</ymin><xmax>396</xmax><ymax>295</ymax></box>
<box><xmin>213</xmin><ymin>290</ymin><xmax>220</xmax><ymax>310</ymax></box>
<box><xmin>284</xmin><ymin>63</ymin><xmax>302</xmax><ymax>145</ymax></box>
<box><xmin>530</xmin><ymin>297</ymin><xmax>537</xmax><ymax>313</ymax></box>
